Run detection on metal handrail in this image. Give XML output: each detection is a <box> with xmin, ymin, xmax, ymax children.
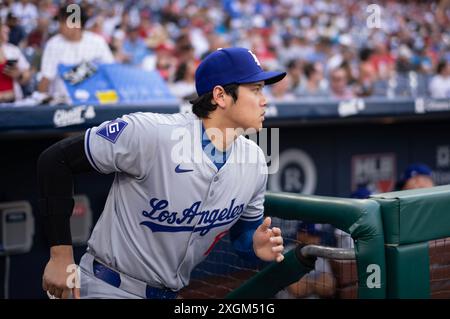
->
<box><xmin>301</xmin><ymin>244</ymin><xmax>356</xmax><ymax>260</ymax></box>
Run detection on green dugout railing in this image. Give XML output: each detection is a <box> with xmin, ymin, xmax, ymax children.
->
<box><xmin>371</xmin><ymin>185</ymin><xmax>450</xmax><ymax>298</ymax></box>
<box><xmin>228</xmin><ymin>185</ymin><xmax>450</xmax><ymax>299</ymax></box>
<box><xmin>227</xmin><ymin>191</ymin><xmax>386</xmax><ymax>299</ymax></box>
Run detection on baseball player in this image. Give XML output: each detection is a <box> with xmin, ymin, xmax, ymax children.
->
<box><xmin>396</xmin><ymin>163</ymin><xmax>435</xmax><ymax>190</ymax></box>
<box><xmin>37</xmin><ymin>47</ymin><xmax>287</xmax><ymax>299</ymax></box>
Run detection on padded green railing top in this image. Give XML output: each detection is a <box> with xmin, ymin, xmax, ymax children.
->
<box><xmin>371</xmin><ymin>185</ymin><xmax>450</xmax><ymax>245</ymax></box>
<box><xmin>371</xmin><ymin>185</ymin><xmax>450</xmax><ymax>298</ymax></box>
<box><xmin>240</xmin><ymin>191</ymin><xmax>386</xmax><ymax>298</ymax></box>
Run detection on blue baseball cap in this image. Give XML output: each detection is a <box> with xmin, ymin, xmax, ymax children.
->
<box><xmin>195</xmin><ymin>47</ymin><xmax>286</xmax><ymax>96</ymax></box>
<box><xmin>402</xmin><ymin>163</ymin><xmax>432</xmax><ymax>181</ymax></box>
<box><xmin>351</xmin><ymin>184</ymin><xmax>372</xmax><ymax>199</ymax></box>
<box><xmin>298</xmin><ymin>222</ymin><xmax>322</xmax><ymax>236</ymax></box>
<box><xmin>297</xmin><ymin>222</ymin><xmax>336</xmax><ymax>246</ymax></box>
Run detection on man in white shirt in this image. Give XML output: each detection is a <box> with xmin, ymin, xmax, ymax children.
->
<box><xmin>37</xmin><ymin>5</ymin><xmax>114</xmax><ymax>104</ymax></box>
<box><xmin>429</xmin><ymin>60</ymin><xmax>450</xmax><ymax>99</ymax></box>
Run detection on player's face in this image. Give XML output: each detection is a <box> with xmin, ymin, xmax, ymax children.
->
<box><xmin>59</xmin><ymin>19</ymin><xmax>82</xmax><ymax>41</ymax></box>
<box><xmin>228</xmin><ymin>81</ymin><xmax>267</xmax><ymax>131</ymax></box>
<box><xmin>403</xmin><ymin>175</ymin><xmax>434</xmax><ymax>190</ymax></box>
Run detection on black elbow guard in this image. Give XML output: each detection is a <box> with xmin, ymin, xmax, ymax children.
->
<box><xmin>37</xmin><ymin>134</ymin><xmax>93</xmax><ymax>246</ymax></box>
<box><xmin>38</xmin><ymin>197</ymin><xmax>74</xmax><ymax>246</ymax></box>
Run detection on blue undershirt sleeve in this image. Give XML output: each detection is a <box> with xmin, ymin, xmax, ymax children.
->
<box><xmin>229</xmin><ymin>217</ymin><xmax>263</xmax><ymax>261</ymax></box>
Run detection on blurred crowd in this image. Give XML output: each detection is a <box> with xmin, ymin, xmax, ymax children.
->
<box><xmin>0</xmin><ymin>0</ymin><xmax>449</xmax><ymax>105</ymax></box>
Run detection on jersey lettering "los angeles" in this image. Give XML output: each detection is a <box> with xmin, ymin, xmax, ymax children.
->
<box><xmin>140</xmin><ymin>198</ymin><xmax>244</xmax><ymax>236</ymax></box>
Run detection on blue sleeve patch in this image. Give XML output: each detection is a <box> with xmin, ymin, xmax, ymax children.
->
<box><xmin>96</xmin><ymin>119</ymin><xmax>128</xmax><ymax>143</ymax></box>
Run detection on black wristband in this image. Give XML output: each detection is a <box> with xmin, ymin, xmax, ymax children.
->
<box><xmin>42</xmin><ymin>214</ymin><xmax>73</xmax><ymax>246</ymax></box>
<box><xmin>295</xmin><ymin>243</ymin><xmax>317</xmax><ymax>269</ymax></box>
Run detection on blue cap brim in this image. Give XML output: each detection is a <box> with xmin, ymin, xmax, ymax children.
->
<box><xmin>237</xmin><ymin>71</ymin><xmax>287</xmax><ymax>86</ymax></box>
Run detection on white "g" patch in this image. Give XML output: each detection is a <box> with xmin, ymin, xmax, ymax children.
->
<box><xmin>248</xmin><ymin>50</ymin><xmax>261</xmax><ymax>66</ymax></box>
<box><xmin>107</xmin><ymin>122</ymin><xmax>120</xmax><ymax>136</ymax></box>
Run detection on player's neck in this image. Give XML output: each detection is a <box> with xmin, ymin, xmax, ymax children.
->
<box><xmin>202</xmin><ymin>118</ymin><xmax>237</xmax><ymax>152</ymax></box>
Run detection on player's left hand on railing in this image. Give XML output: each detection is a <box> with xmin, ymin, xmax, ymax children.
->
<box><xmin>253</xmin><ymin>217</ymin><xmax>285</xmax><ymax>262</ymax></box>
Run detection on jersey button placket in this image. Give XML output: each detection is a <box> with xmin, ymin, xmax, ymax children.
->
<box><xmin>210</xmin><ymin>175</ymin><xmax>219</xmax><ymax>197</ymax></box>
<box><xmin>190</xmin><ymin>174</ymin><xmax>216</xmax><ymax>239</ymax></box>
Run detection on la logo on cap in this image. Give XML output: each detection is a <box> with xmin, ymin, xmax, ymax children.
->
<box><xmin>248</xmin><ymin>50</ymin><xmax>261</xmax><ymax>66</ymax></box>
<box><xmin>216</xmin><ymin>47</ymin><xmax>261</xmax><ymax>66</ymax></box>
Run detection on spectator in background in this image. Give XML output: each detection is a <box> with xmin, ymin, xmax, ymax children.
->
<box><xmin>85</xmin><ymin>14</ymin><xmax>109</xmax><ymax>43</ymax></box>
<box><xmin>396</xmin><ymin>163</ymin><xmax>435</xmax><ymax>191</ymax></box>
<box><xmin>296</xmin><ymin>62</ymin><xmax>328</xmax><ymax>97</ymax></box>
<box><xmin>396</xmin><ymin>45</ymin><xmax>414</xmax><ymax>73</ymax></box>
<box><xmin>136</xmin><ymin>10</ymin><xmax>153</xmax><ymax>39</ymax></box>
<box><xmin>36</xmin><ymin>5</ymin><xmax>114</xmax><ymax>104</ymax></box>
<box><xmin>24</xmin><ymin>17</ymin><xmax>51</xmax><ymax>96</ymax></box>
<box><xmin>327</xmin><ymin>35</ymin><xmax>358</xmax><ymax>85</ymax></box>
<box><xmin>355</xmin><ymin>48</ymin><xmax>377</xmax><ymax>97</ymax></box>
<box><xmin>0</xmin><ymin>1</ymin><xmax>11</xmax><ymax>23</ymax></box>
<box><xmin>267</xmin><ymin>75</ymin><xmax>296</xmax><ymax>101</ymax></box>
<box><xmin>6</xmin><ymin>12</ymin><xmax>26</xmax><ymax>47</ymax></box>
<box><xmin>122</xmin><ymin>26</ymin><xmax>152</xmax><ymax>67</ymax></box>
<box><xmin>169</xmin><ymin>59</ymin><xmax>197</xmax><ymax>101</ymax></box>
<box><xmin>429</xmin><ymin>60</ymin><xmax>450</xmax><ymax>99</ymax></box>
<box><xmin>174</xmin><ymin>33</ymin><xmax>194</xmax><ymax>62</ymax></box>
<box><xmin>27</xmin><ymin>17</ymin><xmax>50</xmax><ymax>51</ymax></box>
<box><xmin>313</xmin><ymin>37</ymin><xmax>334</xmax><ymax>67</ymax></box>
<box><xmin>110</xmin><ymin>26</ymin><xmax>128</xmax><ymax>64</ymax></box>
<box><xmin>202</xmin><ymin>34</ymin><xmax>228</xmax><ymax>60</ymax></box>
<box><xmin>371</xmin><ymin>41</ymin><xmax>395</xmax><ymax>81</ymax></box>
<box><xmin>154</xmin><ymin>43</ymin><xmax>177</xmax><ymax>82</ymax></box>
<box><xmin>175</xmin><ymin>42</ymin><xmax>196</xmax><ymax>66</ymax></box>
<box><xmin>328</xmin><ymin>66</ymin><xmax>354</xmax><ymax>100</ymax></box>
<box><xmin>286</xmin><ymin>59</ymin><xmax>303</xmax><ymax>94</ymax></box>
<box><xmin>0</xmin><ymin>23</ymin><xmax>30</xmax><ymax>102</ymax></box>
<box><xmin>25</xmin><ymin>16</ymin><xmax>50</xmax><ymax>67</ymax></box>
<box><xmin>351</xmin><ymin>184</ymin><xmax>373</xmax><ymax>199</ymax></box>
<box><xmin>411</xmin><ymin>46</ymin><xmax>434</xmax><ymax>75</ymax></box>
<box><xmin>11</xmin><ymin>0</ymin><xmax>38</xmax><ymax>35</ymax></box>
<box><xmin>36</xmin><ymin>0</ymin><xmax>57</xmax><ymax>22</ymax></box>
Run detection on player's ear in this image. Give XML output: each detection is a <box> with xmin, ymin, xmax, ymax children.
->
<box><xmin>211</xmin><ymin>85</ymin><xmax>227</xmax><ymax>109</ymax></box>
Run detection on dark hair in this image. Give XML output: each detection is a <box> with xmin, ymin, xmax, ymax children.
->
<box><xmin>58</xmin><ymin>4</ymin><xmax>88</xmax><ymax>28</ymax></box>
<box><xmin>394</xmin><ymin>180</ymin><xmax>405</xmax><ymax>191</ymax></box>
<box><xmin>190</xmin><ymin>84</ymin><xmax>239</xmax><ymax>118</ymax></box>
<box><xmin>359</xmin><ymin>47</ymin><xmax>373</xmax><ymax>62</ymax></box>
<box><xmin>303</xmin><ymin>63</ymin><xmax>316</xmax><ymax>79</ymax></box>
<box><xmin>174</xmin><ymin>62</ymin><xmax>188</xmax><ymax>83</ymax></box>
<box><xmin>437</xmin><ymin>60</ymin><xmax>448</xmax><ymax>75</ymax></box>
<box><xmin>287</xmin><ymin>59</ymin><xmax>297</xmax><ymax>70</ymax></box>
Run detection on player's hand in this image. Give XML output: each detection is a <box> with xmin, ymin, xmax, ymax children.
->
<box><xmin>252</xmin><ymin>217</ymin><xmax>284</xmax><ymax>262</ymax></box>
<box><xmin>42</xmin><ymin>245</ymin><xmax>80</xmax><ymax>299</ymax></box>
<box><xmin>3</xmin><ymin>65</ymin><xmax>20</xmax><ymax>80</ymax></box>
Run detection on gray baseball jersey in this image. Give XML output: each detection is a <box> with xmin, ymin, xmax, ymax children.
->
<box><xmin>84</xmin><ymin>111</ymin><xmax>268</xmax><ymax>291</ymax></box>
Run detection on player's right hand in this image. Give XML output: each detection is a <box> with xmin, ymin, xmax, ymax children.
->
<box><xmin>42</xmin><ymin>245</ymin><xmax>80</xmax><ymax>299</ymax></box>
